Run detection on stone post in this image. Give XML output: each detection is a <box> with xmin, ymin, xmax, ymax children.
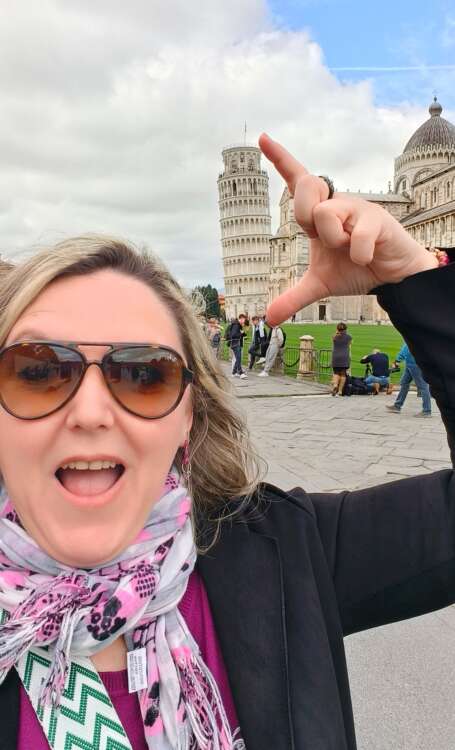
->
<box><xmin>296</xmin><ymin>335</ymin><xmax>315</xmax><ymax>380</ymax></box>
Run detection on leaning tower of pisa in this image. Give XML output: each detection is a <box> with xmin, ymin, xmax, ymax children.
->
<box><xmin>217</xmin><ymin>144</ymin><xmax>272</xmax><ymax>320</ymax></box>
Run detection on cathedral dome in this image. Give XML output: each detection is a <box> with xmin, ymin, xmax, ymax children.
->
<box><xmin>403</xmin><ymin>98</ymin><xmax>455</xmax><ymax>153</ymax></box>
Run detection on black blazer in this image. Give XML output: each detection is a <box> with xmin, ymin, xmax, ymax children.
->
<box><xmin>2</xmin><ymin>264</ymin><xmax>455</xmax><ymax>749</ymax></box>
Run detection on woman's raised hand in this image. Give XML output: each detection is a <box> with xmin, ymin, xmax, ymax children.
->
<box><xmin>259</xmin><ymin>134</ymin><xmax>437</xmax><ymax>326</ymax></box>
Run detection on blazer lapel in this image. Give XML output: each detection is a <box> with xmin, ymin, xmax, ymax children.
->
<box><xmin>198</xmin><ymin>519</ymin><xmax>293</xmax><ymax>750</ymax></box>
<box><xmin>0</xmin><ymin>668</ymin><xmax>20</xmax><ymax>750</ymax></box>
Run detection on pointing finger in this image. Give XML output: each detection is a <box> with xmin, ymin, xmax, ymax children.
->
<box><xmin>258</xmin><ymin>133</ymin><xmax>308</xmax><ymax>195</ymax></box>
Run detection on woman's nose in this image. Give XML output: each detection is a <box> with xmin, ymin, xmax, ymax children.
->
<box><xmin>64</xmin><ymin>363</ymin><xmax>116</xmax><ymax>429</ymax></box>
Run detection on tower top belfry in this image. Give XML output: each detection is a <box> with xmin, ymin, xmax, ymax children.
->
<box><xmin>217</xmin><ymin>143</ymin><xmax>271</xmax><ymax>319</ymax></box>
<box><xmin>221</xmin><ymin>144</ymin><xmax>262</xmax><ymax>177</ymax></box>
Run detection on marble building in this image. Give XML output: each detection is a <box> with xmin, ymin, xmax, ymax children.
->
<box><xmin>219</xmin><ymin>98</ymin><xmax>455</xmax><ymax>322</ymax></box>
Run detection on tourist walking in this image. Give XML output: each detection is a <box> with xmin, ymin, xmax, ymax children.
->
<box><xmin>0</xmin><ymin>135</ymin><xmax>453</xmax><ymax>750</ymax></box>
<box><xmin>224</xmin><ymin>317</ymin><xmax>237</xmax><ymax>374</ymax></box>
<box><xmin>247</xmin><ymin>316</ymin><xmax>262</xmax><ymax>370</ymax></box>
<box><xmin>361</xmin><ymin>348</ymin><xmax>392</xmax><ymax>394</ymax></box>
<box><xmin>258</xmin><ymin>325</ymin><xmax>284</xmax><ymax>377</ymax></box>
<box><xmin>331</xmin><ymin>322</ymin><xmax>352</xmax><ymax>396</ymax></box>
<box><xmin>228</xmin><ymin>313</ymin><xmax>247</xmax><ymax>379</ymax></box>
<box><xmin>256</xmin><ymin>316</ymin><xmax>269</xmax><ymax>363</ymax></box>
<box><xmin>386</xmin><ymin>341</ymin><xmax>432</xmax><ymax>417</ymax></box>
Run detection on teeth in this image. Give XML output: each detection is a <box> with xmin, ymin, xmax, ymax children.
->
<box><xmin>60</xmin><ymin>460</ymin><xmax>119</xmax><ymax>471</ymax></box>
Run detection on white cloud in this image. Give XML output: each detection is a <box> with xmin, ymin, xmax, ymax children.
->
<box><xmin>1</xmin><ymin>0</ymin><xmax>452</xmax><ymax>288</ymax></box>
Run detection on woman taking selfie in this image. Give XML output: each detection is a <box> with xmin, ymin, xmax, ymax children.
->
<box><xmin>0</xmin><ymin>134</ymin><xmax>453</xmax><ymax>750</ymax></box>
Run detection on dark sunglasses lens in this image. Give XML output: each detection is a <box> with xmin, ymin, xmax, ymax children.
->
<box><xmin>105</xmin><ymin>347</ymin><xmax>184</xmax><ymax>417</ymax></box>
<box><xmin>0</xmin><ymin>343</ymin><xmax>83</xmax><ymax>418</ymax></box>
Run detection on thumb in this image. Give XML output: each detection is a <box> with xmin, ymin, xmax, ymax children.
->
<box><xmin>266</xmin><ymin>267</ymin><xmax>329</xmax><ymax>326</ymax></box>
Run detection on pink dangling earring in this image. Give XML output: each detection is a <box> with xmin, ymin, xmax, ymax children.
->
<box><xmin>182</xmin><ymin>439</ymin><xmax>191</xmax><ymax>487</ymax></box>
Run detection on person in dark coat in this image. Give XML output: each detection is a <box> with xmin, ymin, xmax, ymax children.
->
<box><xmin>247</xmin><ymin>315</ymin><xmax>261</xmax><ymax>370</ymax></box>
<box><xmin>361</xmin><ymin>348</ymin><xmax>392</xmax><ymax>394</ymax></box>
<box><xmin>229</xmin><ymin>313</ymin><xmax>247</xmax><ymax>378</ymax></box>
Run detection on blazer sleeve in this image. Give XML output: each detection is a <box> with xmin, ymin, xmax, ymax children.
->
<box><xmin>309</xmin><ymin>264</ymin><xmax>455</xmax><ymax>635</ymax></box>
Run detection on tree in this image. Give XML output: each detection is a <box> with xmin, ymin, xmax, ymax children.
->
<box><xmin>192</xmin><ymin>284</ymin><xmax>220</xmax><ymax>319</ymax></box>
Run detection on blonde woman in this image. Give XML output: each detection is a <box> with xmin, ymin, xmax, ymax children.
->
<box><xmin>0</xmin><ymin>134</ymin><xmax>452</xmax><ymax>750</ymax></box>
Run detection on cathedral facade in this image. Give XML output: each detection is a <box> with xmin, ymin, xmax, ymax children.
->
<box><xmin>219</xmin><ymin>98</ymin><xmax>455</xmax><ymax>322</ymax></box>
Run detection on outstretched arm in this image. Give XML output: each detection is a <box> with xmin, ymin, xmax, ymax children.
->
<box><xmin>262</xmin><ymin>135</ymin><xmax>455</xmax><ymax>633</ymax></box>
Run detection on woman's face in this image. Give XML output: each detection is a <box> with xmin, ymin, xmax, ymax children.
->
<box><xmin>0</xmin><ymin>270</ymin><xmax>193</xmax><ymax>567</ymax></box>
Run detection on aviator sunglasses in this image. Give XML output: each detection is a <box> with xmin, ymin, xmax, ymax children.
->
<box><xmin>0</xmin><ymin>341</ymin><xmax>194</xmax><ymax>420</ymax></box>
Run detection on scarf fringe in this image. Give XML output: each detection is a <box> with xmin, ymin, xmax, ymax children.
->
<box><xmin>176</xmin><ymin>649</ymin><xmax>241</xmax><ymax>750</ymax></box>
<box><xmin>39</xmin><ymin>606</ymin><xmax>84</xmax><ymax>707</ymax></box>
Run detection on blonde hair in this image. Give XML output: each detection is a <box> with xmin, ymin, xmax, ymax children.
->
<box><xmin>0</xmin><ymin>235</ymin><xmax>264</xmax><ymax>545</ymax></box>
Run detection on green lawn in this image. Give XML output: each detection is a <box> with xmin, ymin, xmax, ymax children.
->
<box><xmin>223</xmin><ymin>322</ymin><xmax>405</xmax><ymax>383</ymax></box>
<box><xmin>281</xmin><ymin>323</ymin><xmax>404</xmax><ymax>380</ymax></box>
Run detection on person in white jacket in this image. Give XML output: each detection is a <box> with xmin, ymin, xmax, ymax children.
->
<box><xmin>258</xmin><ymin>326</ymin><xmax>284</xmax><ymax>377</ymax></box>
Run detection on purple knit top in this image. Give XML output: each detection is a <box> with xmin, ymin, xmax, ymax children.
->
<box><xmin>17</xmin><ymin>569</ymin><xmax>238</xmax><ymax>749</ymax></box>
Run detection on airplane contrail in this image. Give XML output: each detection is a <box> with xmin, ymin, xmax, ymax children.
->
<box><xmin>330</xmin><ymin>65</ymin><xmax>455</xmax><ymax>72</ymax></box>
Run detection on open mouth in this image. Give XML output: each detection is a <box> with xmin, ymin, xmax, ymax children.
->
<box><xmin>55</xmin><ymin>462</ymin><xmax>126</xmax><ymax>497</ymax></box>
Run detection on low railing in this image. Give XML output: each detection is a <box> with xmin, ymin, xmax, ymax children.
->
<box><xmin>281</xmin><ymin>346</ymin><xmax>301</xmax><ymax>373</ymax></box>
<box><xmin>214</xmin><ymin>339</ymin><xmax>403</xmax><ymax>389</ymax></box>
<box><xmin>315</xmin><ymin>349</ymin><xmax>333</xmax><ymax>384</ymax></box>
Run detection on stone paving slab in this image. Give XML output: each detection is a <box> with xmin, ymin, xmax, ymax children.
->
<box><xmin>224</xmin><ymin>362</ymin><xmax>454</xmax><ymax>749</ymax></box>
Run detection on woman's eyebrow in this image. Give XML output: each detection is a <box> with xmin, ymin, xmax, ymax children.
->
<box><xmin>9</xmin><ymin>329</ymin><xmax>50</xmax><ymax>342</ymax></box>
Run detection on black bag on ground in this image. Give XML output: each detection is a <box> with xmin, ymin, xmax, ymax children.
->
<box><xmin>342</xmin><ymin>375</ymin><xmax>370</xmax><ymax>396</ymax></box>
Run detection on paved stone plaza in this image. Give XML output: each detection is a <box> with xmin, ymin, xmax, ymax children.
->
<box><xmin>222</xmin><ymin>363</ymin><xmax>454</xmax><ymax>750</ymax></box>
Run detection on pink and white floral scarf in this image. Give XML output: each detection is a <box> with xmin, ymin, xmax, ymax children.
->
<box><xmin>0</xmin><ymin>472</ymin><xmax>243</xmax><ymax>749</ymax></box>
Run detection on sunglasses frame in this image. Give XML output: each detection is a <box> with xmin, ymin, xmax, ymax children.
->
<box><xmin>0</xmin><ymin>340</ymin><xmax>194</xmax><ymax>421</ymax></box>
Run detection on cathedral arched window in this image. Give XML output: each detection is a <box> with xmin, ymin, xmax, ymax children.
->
<box><xmin>447</xmin><ymin>182</ymin><xmax>451</xmax><ymax>199</ymax></box>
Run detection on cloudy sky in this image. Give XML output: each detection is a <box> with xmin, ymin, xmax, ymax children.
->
<box><xmin>1</xmin><ymin>1</ymin><xmax>454</xmax><ymax>289</ymax></box>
